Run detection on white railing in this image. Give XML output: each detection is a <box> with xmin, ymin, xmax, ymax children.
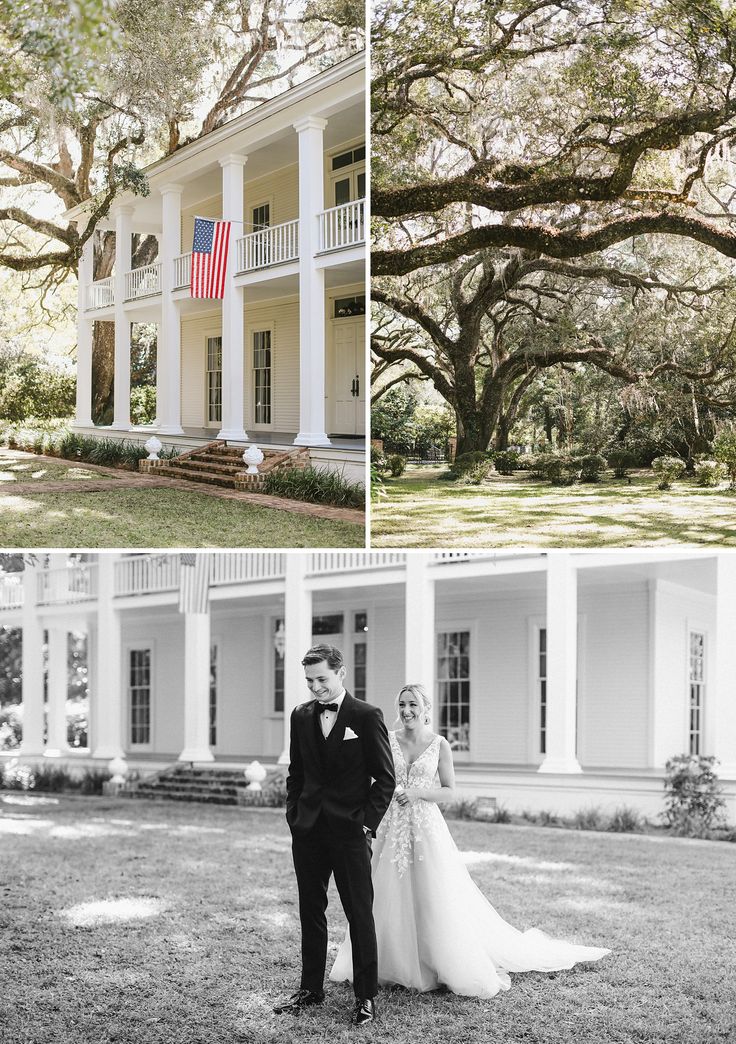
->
<box><xmin>318</xmin><ymin>199</ymin><xmax>365</xmax><ymax>252</ymax></box>
<box><xmin>88</xmin><ymin>277</ymin><xmax>114</xmax><ymax>309</ymax></box>
<box><xmin>115</xmin><ymin>555</ymin><xmax>180</xmax><ymax>597</ymax></box>
<box><xmin>0</xmin><ymin>575</ymin><xmax>24</xmax><ymax>610</ymax></box>
<box><xmin>37</xmin><ymin>564</ymin><xmax>97</xmax><ymax>605</ymax></box>
<box><xmin>124</xmin><ymin>262</ymin><xmax>162</xmax><ymax>300</ymax></box>
<box><xmin>174</xmin><ymin>252</ymin><xmax>192</xmax><ymax>289</ymax></box>
<box><xmin>308</xmin><ymin>553</ymin><xmax>405</xmax><ymax>574</ymax></box>
<box><xmin>237</xmin><ymin>220</ymin><xmax>299</xmax><ymax>272</ymax></box>
<box><xmin>210</xmin><ymin>553</ymin><xmax>286</xmax><ymax>585</ymax></box>
<box><xmin>433</xmin><ymin>552</ymin><xmax>544</xmax><ymax>563</ymax></box>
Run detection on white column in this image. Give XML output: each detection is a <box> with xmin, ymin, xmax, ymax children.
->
<box><xmin>217</xmin><ymin>154</ymin><xmax>249</xmax><ymax>442</ymax></box>
<box><xmin>404</xmin><ymin>554</ymin><xmax>436</xmax><ymax>726</ymax></box>
<box><xmin>279</xmin><ymin>553</ymin><xmax>312</xmax><ymax>763</ymax></box>
<box><xmin>45</xmin><ymin>626</ymin><xmax>68</xmax><ymax>757</ymax></box>
<box><xmin>92</xmin><ymin>553</ymin><xmax>125</xmax><ymax>760</ymax></box>
<box><xmin>712</xmin><ymin>554</ymin><xmax>736</xmax><ymax>777</ymax></box>
<box><xmin>112</xmin><ymin>205</ymin><xmax>133</xmax><ymax>429</ymax></box>
<box><xmin>178</xmin><ymin>611</ymin><xmax>215</xmax><ymax>763</ymax></box>
<box><xmin>19</xmin><ymin>560</ymin><xmax>45</xmax><ymax>756</ymax></box>
<box><xmin>539</xmin><ymin>553</ymin><xmax>582</xmax><ymax>773</ymax></box>
<box><xmin>293</xmin><ymin>117</ymin><xmax>331</xmax><ymax>447</ymax></box>
<box><xmin>157</xmin><ymin>184</ymin><xmax>184</xmax><ymax>434</ymax></box>
<box><xmin>74</xmin><ymin>231</ymin><xmax>94</xmax><ymax>427</ymax></box>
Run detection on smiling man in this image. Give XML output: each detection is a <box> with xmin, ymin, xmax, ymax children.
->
<box><xmin>275</xmin><ymin>644</ymin><xmax>395</xmax><ymax>1026</ymax></box>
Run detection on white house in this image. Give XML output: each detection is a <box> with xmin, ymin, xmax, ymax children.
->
<box><xmin>2</xmin><ymin>550</ymin><xmax>735</xmax><ymax>820</ymax></box>
<box><xmin>63</xmin><ymin>54</ymin><xmax>366</xmax><ymax>481</ymax></box>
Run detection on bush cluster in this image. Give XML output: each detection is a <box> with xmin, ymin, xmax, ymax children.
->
<box><xmin>651</xmin><ymin>455</ymin><xmax>686</xmax><ymax>490</ymax></box>
<box><xmin>662</xmin><ymin>754</ymin><xmax>726</xmax><ymax>836</ymax></box>
<box><xmin>606</xmin><ymin>447</ymin><xmax>638</xmax><ymax>478</ymax></box>
<box><xmin>493</xmin><ymin>449</ymin><xmax>520</xmax><ymax>475</ymax></box>
<box><xmin>694</xmin><ymin>458</ymin><xmax>726</xmax><ymax>488</ymax></box>
<box><xmin>449</xmin><ymin>451</ymin><xmax>493</xmax><ymax>483</ymax></box>
<box><xmin>262</xmin><ymin>465</ymin><xmax>365</xmax><ymax>509</ymax></box>
<box><xmin>1</xmin><ymin>759</ymin><xmax>111</xmax><ymax>795</ymax></box>
<box><xmin>1</xmin><ymin>423</ymin><xmax>181</xmax><ymax>470</ymax></box>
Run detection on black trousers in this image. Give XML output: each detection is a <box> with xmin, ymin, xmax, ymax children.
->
<box><xmin>291</xmin><ymin>813</ymin><xmax>377</xmax><ymax>999</ymax></box>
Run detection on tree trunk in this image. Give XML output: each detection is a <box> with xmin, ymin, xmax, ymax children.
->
<box><xmin>92</xmin><ymin>322</ymin><xmax>115</xmax><ymax>424</ymax></box>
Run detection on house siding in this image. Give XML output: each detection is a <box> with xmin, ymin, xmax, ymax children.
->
<box><xmin>180</xmin><ymin>311</ymin><xmax>220</xmax><ymax>429</ymax></box>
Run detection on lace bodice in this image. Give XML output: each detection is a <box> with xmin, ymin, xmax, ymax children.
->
<box><xmin>379</xmin><ymin>732</ymin><xmax>445</xmax><ymax>876</ymax></box>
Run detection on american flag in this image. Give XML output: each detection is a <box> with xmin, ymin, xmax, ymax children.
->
<box><xmin>178</xmin><ymin>553</ymin><xmax>211</xmax><ymax>614</ymax></box>
<box><xmin>191</xmin><ymin>218</ymin><xmax>231</xmax><ymax>299</ymax></box>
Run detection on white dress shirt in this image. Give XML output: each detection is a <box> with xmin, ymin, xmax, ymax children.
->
<box><xmin>318</xmin><ymin>689</ymin><xmax>346</xmax><ymax>738</ymax></box>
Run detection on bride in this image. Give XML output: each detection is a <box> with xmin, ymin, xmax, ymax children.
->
<box><xmin>330</xmin><ymin>684</ymin><xmax>610</xmax><ymax>999</ymax></box>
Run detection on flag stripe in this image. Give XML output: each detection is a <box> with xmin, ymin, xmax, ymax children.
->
<box><xmin>178</xmin><ymin>553</ymin><xmax>210</xmax><ymax>614</ymax></box>
<box><xmin>191</xmin><ymin>218</ymin><xmax>231</xmax><ymax>300</ymax></box>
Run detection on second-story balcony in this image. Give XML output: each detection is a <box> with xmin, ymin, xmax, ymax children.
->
<box><xmin>125</xmin><ymin>262</ymin><xmax>162</xmax><ymax>301</ymax></box>
<box><xmin>88</xmin><ymin>277</ymin><xmax>115</xmax><ymax>309</ymax></box>
<box><xmin>318</xmin><ymin>199</ymin><xmax>365</xmax><ymax>252</ymax></box>
<box><xmin>174</xmin><ymin>252</ymin><xmax>192</xmax><ymax>289</ymax></box>
<box><xmin>237</xmin><ymin>219</ymin><xmax>300</xmax><ymax>273</ymax></box>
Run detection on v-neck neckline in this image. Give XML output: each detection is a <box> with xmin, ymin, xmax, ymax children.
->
<box><xmin>393</xmin><ymin>731</ymin><xmax>438</xmax><ymax>772</ymax></box>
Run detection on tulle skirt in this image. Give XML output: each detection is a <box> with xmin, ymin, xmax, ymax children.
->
<box><xmin>330</xmin><ymin>803</ymin><xmax>610</xmax><ymax>999</ymax></box>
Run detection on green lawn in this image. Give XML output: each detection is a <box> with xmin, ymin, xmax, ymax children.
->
<box><xmin>0</xmin><ymin>449</ymin><xmax>120</xmax><ymax>484</ymax></box>
<box><xmin>371</xmin><ymin>466</ymin><xmax>736</xmax><ymax>548</ymax></box>
<box><xmin>0</xmin><ymin>487</ymin><xmax>363</xmax><ymax>548</ymax></box>
<box><xmin>1</xmin><ymin>795</ymin><xmax>734</xmax><ymax>1044</ymax></box>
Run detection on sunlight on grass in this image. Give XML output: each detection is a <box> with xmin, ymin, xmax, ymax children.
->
<box><xmin>0</xmin><ymin>815</ymin><xmax>54</xmax><ymax>834</ymax></box>
<box><xmin>61</xmin><ymin>897</ymin><xmax>167</xmax><ymax>926</ymax></box>
<box><xmin>461</xmin><ymin>851</ymin><xmax>577</xmax><ymax>872</ymax></box>
<box><xmin>1</xmin><ymin>794</ymin><xmax>59</xmax><ymax>806</ymax></box>
<box><xmin>558</xmin><ymin>897</ymin><xmax>631</xmax><ymax>914</ymax></box>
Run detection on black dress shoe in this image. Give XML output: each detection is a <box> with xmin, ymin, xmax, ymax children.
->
<box><xmin>351</xmin><ymin>998</ymin><xmax>375</xmax><ymax>1025</ymax></box>
<box><xmin>273</xmin><ymin>988</ymin><xmax>325</xmax><ymax>1014</ymax></box>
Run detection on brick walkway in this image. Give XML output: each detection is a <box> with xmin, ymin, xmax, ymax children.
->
<box><xmin>0</xmin><ymin>456</ymin><xmax>365</xmax><ymax>527</ymax></box>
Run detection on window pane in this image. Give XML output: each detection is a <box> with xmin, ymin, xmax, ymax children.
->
<box><xmin>437</xmin><ymin>630</ymin><xmax>470</xmax><ymax>751</ymax></box>
<box><xmin>312</xmin><ymin>614</ymin><xmax>344</xmax><ymax>636</ymax></box>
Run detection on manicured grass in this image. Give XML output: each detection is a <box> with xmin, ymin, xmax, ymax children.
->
<box><xmin>1</xmin><ymin>795</ymin><xmax>734</xmax><ymax>1044</ymax></box>
<box><xmin>371</xmin><ymin>466</ymin><xmax>736</xmax><ymax>547</ymax></box>
<box><xmin>0</xmin><ymin>488</ymin><xmax>363</xmax><ymax>548</ymax></box>
<box><xmin>0</xmin><ymin>449</ymin><xmax>120</xmax><ymax>484</ymax></box>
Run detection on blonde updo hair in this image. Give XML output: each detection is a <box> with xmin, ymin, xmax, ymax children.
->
<box><xmin>395</xmin><ymin>683</ymin><xmax>432</xmax><ymax>726</ymax></box>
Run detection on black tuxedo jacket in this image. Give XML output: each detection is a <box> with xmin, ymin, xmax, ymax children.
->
<box><xmin>285</xmin><ymin>692</ymin><xmax>395</xmax><ymax>839</ymax></box>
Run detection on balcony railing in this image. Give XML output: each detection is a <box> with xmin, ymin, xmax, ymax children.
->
<box><xmin>308</xmin><ymin>553</ymin><xmax>405</xmax><ymax>574</ymax></box>
<box><xmin>125</xmin><ymin>263</ymin><xmax>162</xmax><ymax>301</ymax></box>
<box><xmin>173</xmin><ymin>252</ymin><xmax>192</xmax><ymax>289</ymax></box>
<box><xmin>318</xmin><ymin>199</ymin><xmax>365</xmax><ymax>252</ymax></box>
<box><xmin>37</xmin><ymin>565</ymin><xmax>97</xmax><ymax>606</ymax></box>
<box><xmin>237</xmin><ymin>220</ymin><xmax>299</xmax><ymax>273</ymax></box>
<box><xmin>0</xmin><ymin>575</ymin><xmax>24</xmax><ymax>609</ymax></box>
<box><xmin>88</xmin><ymin>277</ymin><xmax>114</xmax><ymax>309</ymax></box>
<box><xmin>210</xmin><ymin>553</ymin><xmax>286</xmax><ymax>584</ymax></box>
<box><xmin>115</xmin><ymin>555</ymin><xmax>180</xmax><ymax>597</ymax></box>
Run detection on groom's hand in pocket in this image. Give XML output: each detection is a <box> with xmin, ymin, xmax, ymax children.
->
<box><xmin>363</xmin><ymin>825</ymin><xmax>373</xmax><ymax>850</ymax></box>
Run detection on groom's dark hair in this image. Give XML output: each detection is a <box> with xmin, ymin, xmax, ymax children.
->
<box><xmin>302</xmin><ymin>644</ymin><xmax>344</xmax><ymax>670</ymax></box>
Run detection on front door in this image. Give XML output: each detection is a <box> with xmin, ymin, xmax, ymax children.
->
<box><xmin>331</xmin><ymin>300</ymin><xmax>365</xmax><ymax>436</ymax></box>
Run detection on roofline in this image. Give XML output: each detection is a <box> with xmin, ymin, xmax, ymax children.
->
<box><xmin>64</xmin><ymin>50</ymin><xmax>365</xmax><ymax>223</ymax></box>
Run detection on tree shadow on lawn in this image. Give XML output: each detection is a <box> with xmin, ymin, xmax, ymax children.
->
<box><xmin>2</xmin><ymin>799</ymin><xmax>735</xmax><ymax>1044</ymax></box>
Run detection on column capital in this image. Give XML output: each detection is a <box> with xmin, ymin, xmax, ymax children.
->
<box><xmin>113</xmin><ymin>203</ymin><xmax>135</xmax><ymax>219</ymax></box>
<box><xmin>219</xmin><ymin>153</ymin><xmax>248</xmax><ymax>169</ymax></box>
<box><xmin>160</xmin><ymin>182</ymin><xmax>184</xmax><ymax>196</ymax></box>
<box><xmin>293</xmin><ymin>116</ymin><xmax>328</xmax><ymax>134</ymax></box>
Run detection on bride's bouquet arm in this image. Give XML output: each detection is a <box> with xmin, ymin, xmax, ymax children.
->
<box><xmin>400</xmin><ymin>737</ymin><xmax>457</xmax><ymax>806</ymax></box>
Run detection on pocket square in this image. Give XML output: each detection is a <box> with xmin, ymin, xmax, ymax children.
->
<box><xmin>343</xmin><ymin>727</ymin><xmax>359</xmax><ymax>740</ymax></box>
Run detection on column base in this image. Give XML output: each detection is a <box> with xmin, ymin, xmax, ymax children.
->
<box><xmin>155</xmin><ymin>423</ymin><xmax>185</xmax><ymax>436</ymax></box>
<box><xmin>92</xmin><ymin>746</ymin><xmax>126</xmax><ymax>761</ymax></box>
<box><xmin>73</xmin><ymin>417</ymin><xmax>94</xmax><ymax>428</ymax></box>
<box><xmin>537</xmin><ymin>756</ymin><xmax>583</xmax><ymax>774</ymax></box>
<box><xmin>277</xmin><ymin>749</ymin><xmax>289</xmax><ymax>766</ymax></box>
<box><xmin>43</xmin><ymin>749</ymin><xmax>66</xmax><ymax>759</ymax></box>
<box><xmin>178</xmin><ymin>748</ymin><xmax>215</xmax><ymax>763</ymax></box>
<box><xmin>293</xmin><ymin>432</ymin><xmax>332</xmax><ymax>447</ymax></box>
<box><xmin>217</xmin><ymin>428</ymin><xmax>250</xmax><ymax>443</ymax></box>
<box><xmin>110</xmin><ymin>421</ymin><xmax>132</xmax><ymax>431</ymax></box>
<box><xmin>18</xmin><ymin>745</ymin><xmax>46</xmax><ymax>758</ymax></box>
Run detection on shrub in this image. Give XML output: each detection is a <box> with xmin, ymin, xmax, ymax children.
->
<box><xmin>570</xmin><ymin>806</ymin><xmax>605</xmax><ymax>831</ymax></box>
<box><xmin>79</xmin><ymin>769</ymin><xmax>112</xmax><ymax>795</ymax></box>
<box><xmin>31</xmin><ymin>765</ymin><xmax>78</xmax><ymax>793</ymax></box>
<box><xmin>526</xmin><ymin>453</ymin><xmax>551</xmax><ymax>479</ymax></box>
<box><xmin>262</xmin><ymin>465</ymin><xmax>364</xmax><ymax>509</ymax></box>
<box><xmin>694</xmin><ymin>458</ymin><xmax>726</xmax><ymax>488</ymax></box>
<box><xmin>713</xmin><ymin>429</ymin><xmax>736</xmax><ymax>488</ymax></box>
<box><xmin>370</xmin><ymin>444</ymin><xmax>388</xmax><ymax>472</ymax></box>
<box><xmin>651</xmin><ymin>455</ymin><xmax>685</xmax><ymax>490</ymax></box>
<box><xmin>662</xmin><ymin>754</ymin><xmax>726</xmax><ymax>835</ymax></box>
<box><xmin>387</xmin><ymin>453</ymin><xmax>406</xmax><ymax>478</ymax></box>
<box><xmin>607</xmin><ymin>806</ymin><xmax>645</xmax><ymax>833</ymax></box>
<box><xmin>543</xmin><ymin>454</ymin><xmax>580</xmax><ymax>485</ymax></box>
<box><xmin>493</xmin><ymin>450</ymin><xmax>520</xmax><ymax>475</ymax></box>
<box><xmin>1</xmin><ymin>758</ymin><xmax>35</xmax><ymax>790</ymax></box>
<box><xmin>238</xmin><ymin>771</ymin><xmax>287</xmax><ymax>807</ymax></box>
<box><xmin>579</xmin><ymin>454</ymin><xmax>607</xmax><ymax>482</ymax></box>
<box><xmin>444</xmin><ymin>797</ymin><xmax>480</xmax><ymax>820</ymax></box>
<box><xmin>130</xmin><ymin>385</ymin><xmax>157</xmax><ymax>426</ymax></box>
<box><xmin>370</xmin><ymin>462</ymin><xmax>387</xmax><ymax>502</ymax></box>
<box><xmin>607</xmin><ymin>448</ymin><xmax>637</xmax><ymax>478</ymax></box>
<box><xmin>449</xmin><ymin>451</ymin><xmax>493</xmax><ymax>483</ymax></box>
<box><xmin>0</xmin><ymin>705</ymin><xmax>22</xmax><ymax>750</ymax></box>
<box><xmin>538</xmin><ymin>809</ymin><xmax>561</xmax><ymax>826</ymax></box>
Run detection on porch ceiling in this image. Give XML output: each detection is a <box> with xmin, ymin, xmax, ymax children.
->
<box><xmin>576</xmin><ymin>555</ymin><xmax>718</xmax><ymax>595</ymax></box>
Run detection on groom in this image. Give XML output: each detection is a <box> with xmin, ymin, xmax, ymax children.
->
<box><xmin>275</xmin><ymin>644</ymin><xmax>395</xmax><ymax>1025</ymax></box>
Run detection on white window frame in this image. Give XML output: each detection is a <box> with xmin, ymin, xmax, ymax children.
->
<box><xmin>251</xmin><ymin>326</ymin><xmax>274</xmax><ymax>428</ymax></box>
<box><xmin>527</xmin><ymin>614</ymin><xmax>586</xmax><ymax>766</ymax></box>
<box><xmin>271</xmin><ymin>615</ymin><xmax>285</xmax><ymax>718</ymax></box>
<box><xmin>126</xmin><ymin>643</ymin><xmax>154</xmax><ymax>751</ymax></box>
<box><xmin>209</xmin><ymin>637</ymin><xmax>220</xmax><ymax>750</ymax></box>
<box><xmin>436</xmin><ymin>620</ymin><xmax>475</xmax><ymax>763</ymax></box>
<box><xmin>327</xmin><ymin>140</ymin><xmax>366</xmax><ymax>207</ymax></box>
<box><xmin>205</xmin><ymin>333</ymin><xmax>223</xmax><ymax>427</ymax></box>
<box><xmin>687</xmin><ymin>624</ymin><xmax>707</xmax><ymax>756</ymax></box>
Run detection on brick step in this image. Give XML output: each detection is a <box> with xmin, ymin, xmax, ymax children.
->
<box><xmin>137</xmin><ymin>784</ymin><xmax>240</xmax><ymax>797</ymax></box>
<box><xmin>122</xmin><ymin>789</ymin><xmax>238</xmax><ymax>805</ymax></box>
<box><xmin>167</xmin><ymin>458</ymin><xmax>246</xmax><ymax>476</ymax></box>
<box><xmin>155</xmin><ymin>465</ymin><xmax>238</xmax><ymax>488</ymax></box>
<box><xmin>192</xmin><ymin>452</ymin><xmax>285</xmax><ymax>467</ymax></box>
<box><xmin>167</xmin><ymin>772</ymin><xmax>249</xmax><ymax>784</ymax></box>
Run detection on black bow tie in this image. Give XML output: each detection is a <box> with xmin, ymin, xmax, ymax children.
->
<box><xmin>316</xmin><ymin>702</ymin><xmax>339</xmax><ymax>713</ymax></box>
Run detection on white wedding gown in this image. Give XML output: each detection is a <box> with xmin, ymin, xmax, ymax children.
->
<box><xmin>330</xmin><ymin>732</ymin><xmax>610</xmax><ymax>998</ymax></box>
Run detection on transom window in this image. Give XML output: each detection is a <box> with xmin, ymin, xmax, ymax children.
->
<box><xmin>207</xmin><ymin>336</ymin><xmax>222</xmax><ymax>424</ymax></box>
<box><xmin>437</xmin><ymin>631</ymin><xmax>470</xmax><ymax>752</ymax></box>
<box><xmin>332</xmin><ymin>145</ymin><xmax>365</xmax><ymax>171</ymax></box>
<box><xmin>253</xmin><ymin>330</ymin><xmax>272</xmax><ymax>425</ymax></box>
<box><xmin>689</xmin><ymin>631</ymin><xmax>705</xmax><ymax>755</ymax></box>
<box><xmin>334</xmin><ymin>295</ymin><xmax>365</xmax><ymax>318</ymax></box>
<box><xmin>129</xmin><ymin>648</ymin><xmax>151</xmax><ymax>746</ymax></box>
<box><xmin>331</xmin><ymin>144</ymin><xmax>366</xmax><ymax>206</ymax></box>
